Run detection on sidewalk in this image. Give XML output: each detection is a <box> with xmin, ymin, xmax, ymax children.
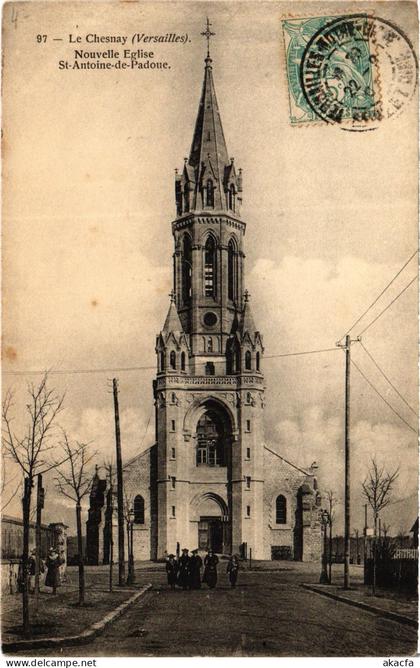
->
<box><xmin>2</xmin><ymin>566</ymin><xmax>151</xmax><ymax>645</ymax></box>
<box><xmin>302</xmin><ymin>566</ymin><xmax>417</xmax><ymax>627</ymax></box>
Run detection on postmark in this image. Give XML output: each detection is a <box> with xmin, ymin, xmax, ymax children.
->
<box><xmin>282</xmin><ymin>14</ymin><xmax>417</xmax><ymax>130</ymax></box>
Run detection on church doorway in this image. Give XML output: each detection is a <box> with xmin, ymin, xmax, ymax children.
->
<box><xmin>198</xmin><ymin>516</ymin><xmax>223</xmax><ymax>553</ymax></box>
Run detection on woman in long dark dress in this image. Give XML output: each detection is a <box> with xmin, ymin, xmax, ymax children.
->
<box><xmin>203</xmin><ymin>549</ymin><xmax>219</xmax><ymax>589</ymax></box>
<box><xmin>166</xmin><ymin>554</ymin><xmax>178</xmax><ymax>590</ymax></box>
<box><xmin>190</xmin><ymin>549</ymin><xmax>203</xmax><ymax>589</ymax></box>
<box><xmin>45</xmin><ymin>547</ymin><xmax>63</xmax><ymax>594</ymax></box>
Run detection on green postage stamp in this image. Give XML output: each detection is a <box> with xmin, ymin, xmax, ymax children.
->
<box><xmin>282</xmin><ymin>13</ymin><xmax>417</xmax><ymax>129</ymax></box>
<box><xmin>281</xmin><ymin>14</ymin><xmax>376</xmax><ymax>126</ymax></box>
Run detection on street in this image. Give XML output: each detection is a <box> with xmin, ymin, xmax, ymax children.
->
<box><xmin>18</xmin><ymin>565</ymin><xmax>417</xmax><ymax>657</ymax></box>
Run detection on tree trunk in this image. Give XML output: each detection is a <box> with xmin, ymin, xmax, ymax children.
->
<box><xmin>373</xmin><ymin>511</ymin><xmax>378</xmax><ymax>595</ymax></box>
<box><xmin>76</xmin><ymin>503</ymin><xmax>85</xmax><ymax>605</ymax></box>
<box><xmin>22</xmin><ymin>477</ymin><xmax>32</xmax><ymax>636</ymax></box>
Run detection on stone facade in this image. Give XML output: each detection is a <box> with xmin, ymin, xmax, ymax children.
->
<box><xmin>86</xmin><ymin>44</ymin><xmax>322</xmax><ymax>563</ymax></box>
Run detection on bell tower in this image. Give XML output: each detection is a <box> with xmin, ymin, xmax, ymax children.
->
<box><xmin>153</xmin><ymin>20</ymin><xmax>266</xmax><ymax>559</ymax></box>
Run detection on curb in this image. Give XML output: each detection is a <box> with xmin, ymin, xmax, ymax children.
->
<box><xmin>2</xmin><ymin>584</ymin><xmax>153</xmax><ymax>653</ymax></box>
<box><xmin>301</xmin><ymin>584</ymin><xmax>417</xmax><ymax>628</ymax></box>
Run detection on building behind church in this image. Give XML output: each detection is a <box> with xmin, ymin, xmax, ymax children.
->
<box><xmin>86</xmin><ymin>38</ymin><xmax>322</xmax><ymax>564</ymax></box>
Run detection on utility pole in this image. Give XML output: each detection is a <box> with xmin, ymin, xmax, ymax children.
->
<box><xmin>108</xmin><ymin>464</ymin><xmax>114</xmax><ymax>593</ymax></box>
<box><xmin>112</xmin><ymin>379</ymin><xmax>125</xmax><ymax>586</ymax></box>
<box><xmin>337</xmin><ymin>334</ymin><xmax>353</xmax><ymax>589</ymax></box>
<box><xmin>34</xmin><ymin>474</ymin><xmax>44</xmax><ymax>612</ymax></box>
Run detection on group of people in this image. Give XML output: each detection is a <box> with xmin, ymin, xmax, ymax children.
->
<box><xmin>165</xmin><ymin>548</ymin><xmax>239</xmax><ymax>590</ymax></box>
<box><xmin>18</xmin><ymin>546</ymin><xmax>64</xmax><ymax>594</ymax></box>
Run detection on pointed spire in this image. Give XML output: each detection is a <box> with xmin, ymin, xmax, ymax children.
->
<box><xmin>240</xmin><ymin>291</ymin><xmax>257</xmax><ymax>334</ymax></box>
<box><xmin>162</xmin><ymin>293</ymin><xmax>183</xmax><ymax>335</ymax></box>
<box><xmin>188</xmin><ymin>54</ymin><xmax>229</xmax><ymax>183</ymax></box>
<box><xmin>175</xmin><ymin>21</ymin><xmax>242</xmax><ymax>216</ymax></box>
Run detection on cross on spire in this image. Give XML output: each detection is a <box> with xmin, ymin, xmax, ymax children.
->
<box><xmin>244</xmin><ymin>289</ymin><xmax>250</xmax><ymax>303</ymax></box>
<box><xmin>169</xmin><ymin>289</ymin><xmax>176</xmax><ymax>303</ymax></box>
<box><xmin>201</xmin><ymin>17</ymin><xmax>215</xmax><ymax>59</ymax></box>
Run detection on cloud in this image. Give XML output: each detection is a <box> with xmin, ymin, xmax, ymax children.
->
<box><xmin>270</xmin><ymin>406</ymin><xmax>417</xmax><ymax>534</ymax></box>
<box><xmin>250</xmin><ymin>254</ymin><xmax>417</xmax><ymax>534</ymax></box>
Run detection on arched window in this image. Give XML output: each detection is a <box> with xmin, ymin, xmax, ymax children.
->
<box><xmin>196</xmin><ymin>410</ymin><xmax>226</xmax><ymax>467</ymax></box>
<box><xmin>245</xmin><ymin>350</ymin><xmax>252</xmax><ymax>370</ymax></box>
<box><xmin>228</xmin><ymin>238</ymin><xmax>237</xmax><ymax>301</ymax></box>
<box><xmin>134</xmin><ymin>495</ymin><xmax>145</xmax><ymax>524</ymax></box>
<box><xmin>276</xmin><ymin>495</ymin><xmax>287</xmax><ymax>524</ymax></box>
<box><xmin>184</xmin><ymin>184</ymin><xmax>190</xmax><ymax>212</ymax></box>
<box><xmin>256</xmin><ymin>351</ymin><xmax>260</xmax><ymax>371</ymax></box>
<box><xmin>228</xmin><ymin>184</ymin><xmax>235</xmax><ymax>211</ymax></box>
<box><xmin>170</xmin><ymin>351</ymin><xmax>176</xmax><ymax>370</ymax></box>
<box><xmin>247</xmin><ymin>392</ymin><xmax>252</xmax><ymax>404</ymax></box>
<box><xmin>159</xmin><ymin>351</ymin><xmax>165</xmax><ymax>371</ymax></box>
<box><xmin>204</xmin><ymin>236</ymin><xmax>216</xmax><ymax>297</ymax></box>
<box><xmin>181</xmin><ymin>351</ymin><xmax>186</xmax><ymax>371</ymax></box>
<box><xmin>207</xmin><ymin>337</ymin><xmax>213</xmax><ymax>353</ymax></box>
<box><xmin>206</xmin><ymin>180</ymin><xmax>214</xmax><ymax>207</ymax></box>
<box><xmin>182</xmin><ymin>234</ymin><xmax>192</xmax><ymax>304</ymax></box>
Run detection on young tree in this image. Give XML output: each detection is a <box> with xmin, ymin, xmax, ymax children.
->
<box><xmin>2</xmin><ymin>374</ymin><xmax>65</xmax><ymax>635</ymax></box>
<box><xmin>54</xmin><ymin>434</ymin><xmax>96</xmax><ymax>605</ymax></box>
<box><xmin>124</xmin><ymin>492</ymin><xmax>135</xmax><ymax>585</ymax></box>
<box><xmin>362</xmin><ymin>458</ymin><xmax>399</xmax><ymax>595</ymax></box>
<box><xmin>325</xmin><ymin>489</ymin><xmax>337</xmax><ymax>583</ymax></box>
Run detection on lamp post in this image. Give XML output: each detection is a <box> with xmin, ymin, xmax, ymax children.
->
<box><xmin>126</xmin><ymin>509</ymin><xmax>135</xmax><ymax>585</ymax></box>
<box><xmin>320</xmin><ymin>509</ymin><xmax>330</xmax><ymax>584</ymax></box>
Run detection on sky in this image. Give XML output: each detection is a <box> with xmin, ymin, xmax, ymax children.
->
<box><xmin>2</xmin><ymin>1</ymin><xmax>418</xmax><ymax>537</ymax></box>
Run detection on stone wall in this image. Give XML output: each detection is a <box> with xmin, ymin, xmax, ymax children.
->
<box><xmin>263</xmin><ymin>448</ymin><xmax>321</xmax><ymax>562</ymax></box>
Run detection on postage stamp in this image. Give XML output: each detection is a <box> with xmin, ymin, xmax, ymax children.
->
<box><xmin>282</xmin><ymin>15</ymin><xmax>341</xmax><ymax>125</ymax></box>
<box><xmin>282</xmin><ymin>13</ymin><xmax>417</xmax><ymax>130</ymax></box>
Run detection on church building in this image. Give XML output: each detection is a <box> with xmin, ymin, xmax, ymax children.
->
<box><xmin>86</xmin><ymin>27</ymin><xmax>322</xmax><ymax>563</ymax></box>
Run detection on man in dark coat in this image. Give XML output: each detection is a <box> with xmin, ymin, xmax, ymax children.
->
<box><xmin>203</xmin><ymin>549</ymin><xmax>219</xmax><ymax>589</ymax></box>
<box><xmin>177</xmin><ymin>548</ymin><xmax>191</xmax><ymax>590</ymax></box>
<box><xmin>166</xmin><ymin>554</ymin><xmax>178</xmax><ymax>590</ymax></box>
<box><xmin>227</xmin><ymin>554</ymin><xmax>240</xmax><ymax>587</ymax></box>
<box><xmin>190</xmin><ymin>549</ymin><xmax>203</xmax><ymax>589</ymax></box>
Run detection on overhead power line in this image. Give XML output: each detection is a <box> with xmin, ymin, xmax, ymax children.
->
<box><xmin>339</xmin><ymin>249</ymin><xmax>418</xmax><ymax>341</ymax></box>
<box><xmin>3</xmin><ymin>346</ymin><xmax>340</xmax><ymax>377</ymax></box>
<box><xmin>350</xmin><ymin>359</ymin><xmax>418</xmax><ymax>434</ymax></box>
<box><xmin>359</xmin><ymin>341</ymin><xmax>418</xmax><ymax>417</ymax></box>
<box><xmin>357</xmin><ymin>275</ymin><xmax>417</xmax><ymax>336</ymax></box>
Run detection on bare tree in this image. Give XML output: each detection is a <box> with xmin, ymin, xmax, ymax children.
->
<box><xmin>103</xmin><ymin>462</ymin><xmax>115</xmax><ymax>592</ymax></box>
<box><xmin>54</xmin><ymin>434</ymin><xmax>96</xmax><ymax>605</ymax></box>
<box><xmin>382</xmin><ymin>522</ymin><xmax>391</xmax><ymax>539</ymax></box>
<box><xmin>124</xmin><ymin>492</ymin><xmax>135</xmax><ymax>585</ymax></box>
<box><xmin>362</xmin><ymin>458</ymin><xmax>399</xmax><ymax>595</ymax></box>
<box><xmin>2</xmin><ymin>374</ymin><xmax>65</xmax><ymax>635</ymax></box>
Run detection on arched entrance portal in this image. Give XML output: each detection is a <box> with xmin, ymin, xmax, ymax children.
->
<box><xmin>192</xmin><ymin>493</ymin><xmax>230</xmax><ymax>554</ymax></box>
